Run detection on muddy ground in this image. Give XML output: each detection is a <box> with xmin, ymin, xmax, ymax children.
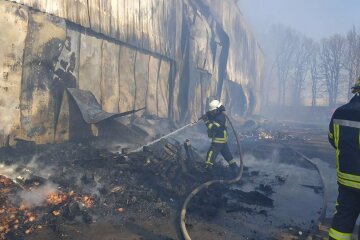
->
<box><xmin>0</xmin><ymin>119</ymin><xmax>339</xmax><ymax>240</ymax></box>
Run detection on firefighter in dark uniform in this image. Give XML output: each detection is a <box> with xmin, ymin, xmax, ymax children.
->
<box><xmin>200</xmin><ymin>100</ymin><xmax>238</xmax><ymax>173</ymax></box>
<box><xmin>328</xmin><ymin>77</ymin><xmax>360</xmax><ymax>240</ymax></box>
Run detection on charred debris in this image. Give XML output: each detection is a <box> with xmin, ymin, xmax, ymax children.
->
<box><xmin>0</xmin><ymin>119</ymin><xmax>326</xmax><ymax>240</ymax></box>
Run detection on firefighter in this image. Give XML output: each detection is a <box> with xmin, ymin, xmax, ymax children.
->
<box><xmin>200</xmin><ymin>100</ymin><xmax>238</xmax><ymax>174</ymax></box>
<box><xmin>328</xmin><ymin>77</ymin><xmax>360</xmax><ymax>240</ymax></box>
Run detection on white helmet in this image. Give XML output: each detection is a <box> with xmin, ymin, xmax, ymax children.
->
<box><xmin>209</xmin><ymin>100</ymin><xmax>222</xmax><ymax>111</ymax></box>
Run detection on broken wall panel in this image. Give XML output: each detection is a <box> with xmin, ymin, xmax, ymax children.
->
<box><xmin>118</xmin><ymin>46</ymin><xmax>136</xmax><ymax>113</ymax></box>
<box><xmin>78</xmin><ymin>33</ymin><xmax>103</xmax><ymax>103</ymax></box>
<box><xmin>0</xmin><ymin>1</ymin><xmax>28</xmax><ymax>146</ymax></box>
<box><xmin>202</xmin><ymin>0</ymin><xmax>263</xmax><ymax>85</ymax></box>
<box><xmin>101</xmin><ymin>40</ymin><xmax>120</xmax><ymax>113</ymax></box>
<box><xmin>54</xmin><ymin>91</ymin><xmax>70</xmax><ymax>142</ymax></box>
<box><xmin>180</xmin><ymin>5</ymin><xmax>216</xmax><ymax>122</ymax></box>
<box><xmin>19</xmin><ymin>12</ymin><xmax>66</xmax><ymax>143</ymax></box>
<box><xmin>53</xmin><ymin>26</ymin><xmax>81</xmax><ymax>125</ymax></box>
<box><xmin>66</xmin><ymin>27</ymin><xmax>81</xmax><ymax>86</ymax></box>
<box><xmin>222</xmin><ymin>80</ymin><xmax>248</xmax><ymax>117</ymax></box>
<box><xmin>146</xmin><ymin>56</ymin><xmax>160</xmax><ymax>116</ymax></box>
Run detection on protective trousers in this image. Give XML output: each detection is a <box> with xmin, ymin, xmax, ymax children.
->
<box><xmin>205</xmin><ymin>142</ymin><xmax>234</xmax><ymax>166</ymax></box>
<box><xmin>329</xmin><ymin>186</ymin><xmax>360</xmax><ymax>240</ymax></box>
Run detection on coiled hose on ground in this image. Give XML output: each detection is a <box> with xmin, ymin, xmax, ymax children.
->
<box><xmin>180</xmin><ymin>114</ymin><xmax>244</xmax><ymax>240</ymax></box>
<box><xmin>179</xmin><ymin>118</ymin><xmax>328</xmax><ymax>240</ymax></box>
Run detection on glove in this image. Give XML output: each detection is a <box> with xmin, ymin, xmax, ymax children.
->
<box><xmin>218</xmin><ymin>105</ymin><xmax>225</xmax><ymax>112</ymax></box>
<box><xmin>205</xmin><ymin>160</ymin><xmax>213</xmax><ymax>168</ymax></box>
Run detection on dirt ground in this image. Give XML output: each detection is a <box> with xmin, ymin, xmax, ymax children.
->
<box><xmin>0</xmin><ymin>119</ymin><xmax>344</xmax><ymax>240</ymax></box>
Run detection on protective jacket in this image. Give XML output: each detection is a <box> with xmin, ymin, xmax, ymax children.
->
<box><xmin>328</xmin><ymin>94</ymin><xmax>360</xmax><ymax>240</ymax></box>
<box><xmin>203</xmin><ymin>107</ymin><xmax>234</xmax><ymax>167</ymax></box>
<box><xmin>328</xmin><ymin>94</ymin><xmax>360</xmax><ymax>191</ymax></box>
<box><xmin>205</xmin><ymin>110</ymin><xmax>228</xmax><ymax>143</ymax></box>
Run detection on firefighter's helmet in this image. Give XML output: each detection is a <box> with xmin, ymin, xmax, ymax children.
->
<box><xmin>352</xmin><ymin>76</ymin><xmax>360</xmax><ymax>94</ymax></box>
<box><xmin>209</xmin><ymin>100</ymin><xmax>222</xmax><ymax>111</ymax></box>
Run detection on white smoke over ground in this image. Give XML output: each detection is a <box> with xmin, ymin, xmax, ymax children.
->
<box><xmin>0</xmin><ymin>155</ymin><xmax>55</xmax><ymax>182</ymax></box>
<box><xmin>0</xmin><ymin>163</ymin><xmax>18</xmax><ymax>180</ymax></box>
<box><xmin>24</xmin><ymin>155</ymin><xmax>56</xmax><ymax>179</ymax></box>
<box><xmin>19</xmin><ymin>182</ymin><xmax>59</xmax><ymax>207</ymax></box>
<box><xmin>0</xmin><ymin>155</ymin><xmax>60</xmax><ymax>208</ymax></box>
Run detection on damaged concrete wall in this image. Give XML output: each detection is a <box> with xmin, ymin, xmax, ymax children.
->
<box><xmin>200</xmin><ymin>0</ymin><xmax>265</xmax><ymax>114</ymax></box>
<box><xmin>0</xmin><ymin>0</ymin><xmax>264</xmax><ymax>146</ymax></box>
<box><xmin>9</xmin><ymin>0</ymin><xmax>182</xmax><ymax>60</ymax></box>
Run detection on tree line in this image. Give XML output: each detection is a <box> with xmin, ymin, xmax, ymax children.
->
<box><xmin>262</xmin><ymin>25</ymin><xmax>360</xmax><ymax>107</ymax></box>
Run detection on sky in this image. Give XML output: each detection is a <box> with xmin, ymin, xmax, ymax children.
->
<box><xmin>237</xmin><ymin>0</ymin><xmax>360</xmax><ymax>40</ymax></box>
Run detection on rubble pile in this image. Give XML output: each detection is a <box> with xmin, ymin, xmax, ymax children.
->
<box><xmin>0</xmin><ymin>175</ymin><xmax>94</xmax><ymax>240</ymax></box>
<box><xmin>0</xmin><ymin>120</ymin><xmax>328</xmax><ymax>239</ymax></box>
<box><xmin>0</xmin><ymin>137</ymin><xmax>214</xmax><ymax>239</ymax></box>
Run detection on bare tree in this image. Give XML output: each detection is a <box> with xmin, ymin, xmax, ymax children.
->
<box><xmin>272</xmin><ymin>26</ymin><xmax>298</xmax><ymax>105</ymax></box>
<box><xmin>292</xmin><ymin>37</ymin><xmax>313</xmax><ymax>105</ymax></box>
<box><xmin>319</xmin><ymin>34</ymin><xmax>346</xmax><ymax>107</ymax></box>
<box><xmin>309</xmin><ymin>42</ymin><xmax>320</xmax><ymax>106</ymax></box>
<box><xmin>345</xmin><ymin>27</ymin><xmax>360</xmax><ymax>99</ymax></box>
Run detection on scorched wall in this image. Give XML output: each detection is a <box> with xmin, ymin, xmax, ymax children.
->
<box><xmin>0</xmin><ymin>0</ymin><xmax>264</xmax><ymax>146</ymax></box>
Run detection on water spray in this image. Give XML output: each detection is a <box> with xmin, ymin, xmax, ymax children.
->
<box><xmin>132</xmin><ymin>121</ymin><xmax>200</xmax><ymax>153</ymax></box>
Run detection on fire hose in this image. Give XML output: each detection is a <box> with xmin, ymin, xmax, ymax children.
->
<box><xmin>281</xmin><ymin>144</ymin><xmax>328</xmax><ymax>238</ymax></box>
<box><xmin>179</xmin><ymin>114</ymin><xmax>244</xmax><ymax>240</ymax></box>
<box><xmin>132</xmin><ymin>114</ymin><xmax>326</xmax><ymax>239</ymax></box>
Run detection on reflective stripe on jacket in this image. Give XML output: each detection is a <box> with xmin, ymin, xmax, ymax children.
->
<box><xmin>205</xmin><ymin>112</ymin><xmax>228</xmax><ymax>143</ymax></box>
<box><xmin>329</xmin><ymin>228</ymin><xmax>352</xmax><ymax>240</ymax></box>
<box><xmin>329</xmin><ymin>95</ymin><xmax>360</xmax><ymax>190</ymax></box>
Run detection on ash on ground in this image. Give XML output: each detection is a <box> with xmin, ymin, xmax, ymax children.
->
<box><xmin>0</xmin><ymin>119</ymin><xmax>331</xmax><ymax>240</ymax></box>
